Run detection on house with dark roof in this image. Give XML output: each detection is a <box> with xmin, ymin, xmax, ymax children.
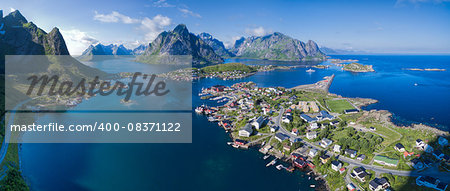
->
<box><xmin>344</xmin><ymin>109</ymin><xmax>359</xmax><ymax>114</ymax></box>
<box><xmin>416</xmin><ymin>176</ymin><xmax>448</xmax><ymax>191</ymax></box>
<box><xmin>238</xmin><ymin>124</ymin><xmax>253</xmax><ymax>137</ymax></box>
<box><xmin>330</xmin><ymin>120</ymin><xmax>340</xmax><ymax>126</ymax></box>
<box><xmin>331</xmin><ymin>160</ymin><xmax>342</xmax><ymax>171</ymax></box>
<box><xmin>251</xmin><ymin>116</ymin><xmax>265</xmax><ymax>130</ymax></box>
<box><xmin>416</xmin><ymin>139</ymin><xmax>425</xmax><ymax>148</ymax></box>
<box><xmin>320</xmin><ymin>155</ymin><xmax>331</xmax><ymax>164</ymax></box>
<box><xmin>275</xmin><ymin>132</ymin><xmax>289</xmax><ymax>142</ymax></box>
<box><xmin>411</xmin><ymin>158</ymin><xmax>424</xmax><ymax>169</ymax></box>
<box><xmin>319</xmin><ymin>110</ymin><xmax>335</xmax><ymax>120</ymax></box>
<box><xmin>345</xmin><ymin>149</ymin><xmax>358</xmax><ymax>158</ymax></box>
<box><xmin>300</xmin><ymin>114</ymin><xmax>317</xmax><ymax>123</ymax></box>
<box><xmin>357</xmin><ymin>154</ymin><xmax>366</xmax><ymax>161</ymax></box>
<box><xmin>352</xmin><ymin>167</ymin><xmax>368</xmax><ymax>182</ymax></box>
<box><xmin>369</xmin><ymin>177</ymin><xmax>390</xmax><ymax>191</ymax></box>
<box><xmin>394</xmin><ymin>143</ymin><xmax>406</xmax><ymax>152</ymax></box>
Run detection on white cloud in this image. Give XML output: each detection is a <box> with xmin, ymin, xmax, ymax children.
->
<box><xmin>153</xmin><ymin>0</ymin><xmax>175</xmax><ymax>7</ymax></box>
<box><xmin>140</xmin><ymin>15</ymin><xmax>172</xmax><ymax>42</ymax></box>
<box><xmin>178</xmin><ymin>8</ymin><xmax>201</xmax><ymax>18</ymax></box>
<box><xmin>60</xmin><ymin>29</ymin><xmax>99</xmax><ymax>55</ymax></box>
<box><xmin>94</xmin><ymin>11</ymin><xmax>139</xmax><ymax>24</ymax></box>
<box><xmin>224</xmin><ymin>36</ymin><xmax>242</xmax><ymax>49</ymax></box>
<box><xmin>91</xmin><ymin>11</ymin><xmax>172</xmax><ymax>43</ymax></box>
<box><xmin>395</xmin><ymin>0</ymin><xmax>450</xmax><ymax>6</ymax></box>
<box><xmin>245</xmin><ymin>26</ymin><xmax>271</xmax><ymax>36</ymax></box>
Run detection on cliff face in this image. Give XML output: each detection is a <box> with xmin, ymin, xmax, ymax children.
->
<box><xmin>230</xmin><ymin>32</ymin><xmax>326</xmax><ymax>61</ymax></box>
<box><xmin>0</xmin><ymin>10</ymin><xmax>107</xmax><ymax>78</ymax></box>
<box><xmin>132</xmin><ymin>44</ymin><xmax>148</xmax><ymax>55</ymax></box>
<box><xmin>0</xmin><ymin>10</ymin><xmax>69</xmax><ymax>56</ymax></box>
<box><xmin>197</xmin><ymin>32</ymin><xmax>233</xmax><ymax>58</ymax></box>
<box><xmin>137</xmin><ymin>24</ymin><xmax>224</xmax><ymax>65</ymax></box>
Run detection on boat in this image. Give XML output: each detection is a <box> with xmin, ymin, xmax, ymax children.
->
<box><xmin>266</xmin><ymin>159</ymin><xmax>277</xmax><ymax>167</ymax></box>
<box><xmin>310</xmin><ymin>185</ymin><xmax>315</xmax><ymax>188</ymax></box>
<box><xmin>232</xmin><ymin>144</ymin><xmax>239</xmax><ymax>148</ymax></box>
<box><xmin>306</xmin><ymin>69</ymin><xmax>315</xmax><ymax>73</ymax></box>
<box><xmin>285</xmin><ymin>166</ymin><xmax>295</xmax><ymax>172</ymax></box>
<box><xmin>195</xmin><ymin>107</ymin><xmax>203</xmax><ymax>113</ymax></box>
<box><xmin>263</xmin><ymin>155</ymin><xmax>270</xmax><ymax>160</ymax></box>
<box><xmin>414</xmin><ymin>83</ymin><xmax>418</xmax><ymax>86</ymax></box>
<box><xmin>227</xmin><ymin>142</ymin><xmax>234</xmax><ymax>145</ymax></box>
<box><xmin>276</xmin><ymin>164</ymin><xmax>285</xmax><ymax>170</ymax></box>
<box><xmin>261</xmin><ymin>141</ymin><xmax>266</xmax><ymax>146</ymax></box>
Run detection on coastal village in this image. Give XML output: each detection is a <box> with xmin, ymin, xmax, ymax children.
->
<box><xmin>158</xmin><ymin>63</ymin><xmax>294</xmax><ymax>81</ymax></box>
<box><xmin>195</xmin><ymin>75</ymin><xmax>450</xmax><ymax>191</ymax></box>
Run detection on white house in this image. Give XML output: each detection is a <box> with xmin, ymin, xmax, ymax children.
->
<box><xmin>331</xmin><ymin>160</ymin><xmax>342</xmax><ymax>172</ymax></box>
<box><xmin>416</xmin><ymin>139</ymin><xmax>425</xmax><ymax>148</ymax></box>
<box><xmin>309</xmin><ymin>149</ymin><xmax>318</xmax><ymax>157</ymax></box>
<box><xmin>306</xmin><ymin>132</ymin><xmax>317</xmax><ymax>140</ymax></box>
<box><xmin>252</xmin><ymin>116</ymin><xmax>265</xmax><ymax>130</ymax></box>
<box><xmin>270</xmin><ymin>126</ymin><xmax>278</xmax><ymax>133</ymax></box>
<box><xmin>282</xmin><ymin>116</ymin><xmax>291</xmax><ymax>123</ymax></box>
<box><xmin>310</xmin><ymin>123</ymin><xmax>319</xmax><ymax>130</ymax></box>
<box><xmin>333</xmin><ymin>145</ymin><xmax>342</xmax><ymax>153</ymax></box>
<box><xmin>291</xmin><ymin>128</ymin><xmax>299</xmax><ymax>136</ymax></box>
<box><xmin>239</xmin><ymin>124</ymin><xmax>253</xmax><ymax>137</ymax></box>
<box><xmin>320</xmin><ymin>138</ymin><xmax>333</xmax><ymax>148</ymax></box>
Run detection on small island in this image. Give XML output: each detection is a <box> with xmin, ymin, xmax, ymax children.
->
<box><xmin>343</xmin><ymin>62</ymin><xmax>375</xmax><ymax>72</ymax></box>
<box><xmin>158</xmin><ymin>62</ymin><xmax>295</xmax><ymax>81</ymax></box>
<box><xmin>404</xmin><ymin>68</ymin><xmax>446</xmax><ymax>71</ymax></box>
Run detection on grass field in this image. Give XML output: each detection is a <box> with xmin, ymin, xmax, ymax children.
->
<box><xmin>326</xmin><ymin>99</ymin><xmax>355</xmax><ymax>113</ymax></box>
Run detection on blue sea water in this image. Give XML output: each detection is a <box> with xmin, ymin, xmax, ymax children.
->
<box><xmin>20</xmin><ymin>55</ymin><xmax>450</xmax><ymax>191</ymax></box>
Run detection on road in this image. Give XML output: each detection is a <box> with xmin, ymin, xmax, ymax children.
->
<box><xmin>0</xmin><ymin>98</ymin><xmax>35</xmax><ymax>168</ymax></box>
<box><xmin>303</xmin><ymin>138</ymin><xmax>450</xmax><ymax>183</ymax></box>
<box><xmin>272</xmin><ymin>110</ymin><xmax>450</xmax><ymax>183</ymax></box>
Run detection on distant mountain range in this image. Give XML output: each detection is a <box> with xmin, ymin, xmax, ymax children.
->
<box><xmin>320</xmin><ymin>47</ymin><xmax>369</xmax><ymax>55</ymax></box>
<box><xmin>79</xmin><ymin>43</ymin><xmax>148</xmax><ymax>60</ymax></box>
<box><xmin>230</xmin><ymin>32</ymin><xmax>326</xmax><ymax>61</ymax></box>
<box><xmin>197</xmin><ymin>33</ymin><xmax>233</xmax><ymax>58</ymax></box>
<box><xmin>136</xmin><ymin>24</ymin><xmax>224</xmax><ymax>65</ymax></box>
<box><xmin>11</xmin><ymin>7</ymin><xmax>328</xmax><ymax>65</ymax></box>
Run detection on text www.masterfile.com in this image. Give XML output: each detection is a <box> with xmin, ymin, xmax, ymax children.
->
<box><xmin>10</xmin><ymin>122</ymin><xmax>182</xmax><ymax>132</ymax></box>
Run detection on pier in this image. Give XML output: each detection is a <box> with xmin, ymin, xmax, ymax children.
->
<box><xmin>290</xmin><ymin>74</ymin><xmax>335</xmax><ymax>93</ymax></box>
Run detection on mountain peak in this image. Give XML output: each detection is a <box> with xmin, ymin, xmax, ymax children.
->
<box><xmin>4</xmin><ymin>10</ymin><xmax>28</xmax><ymax>26</ymax></box>
<box><xmin>231</xmin><ymin>34</ymin><xmax>325</xmax><ymax>61</ymax></box>
<box><xmin>197</xmin><ymin>32</ymin><xmax>233</xmax><ymax>58</ymax></box>
<box><xmin>137</xmin><ymin>24</ymin><xmax>223</xmax><ymax>65</ymax></box>
<box><xmin>47</xmin><ymin>27</ymin><xmax>70</xmax><ymax>55</ymax></box>
<box><xmin>198</xmin><ymin>32</ymin><xmax>212</xmax><ymax>39</ymax></box>
<box><xmin>173</xmin><ymin>24</ymin><xmax>189</xmax><ymax>35</ymax></box>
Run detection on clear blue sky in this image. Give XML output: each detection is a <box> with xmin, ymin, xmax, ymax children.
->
<box><xmin>2</xmin><ymin>0</ymin><xmax>450</xmax><ymax>54</ymax></box>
